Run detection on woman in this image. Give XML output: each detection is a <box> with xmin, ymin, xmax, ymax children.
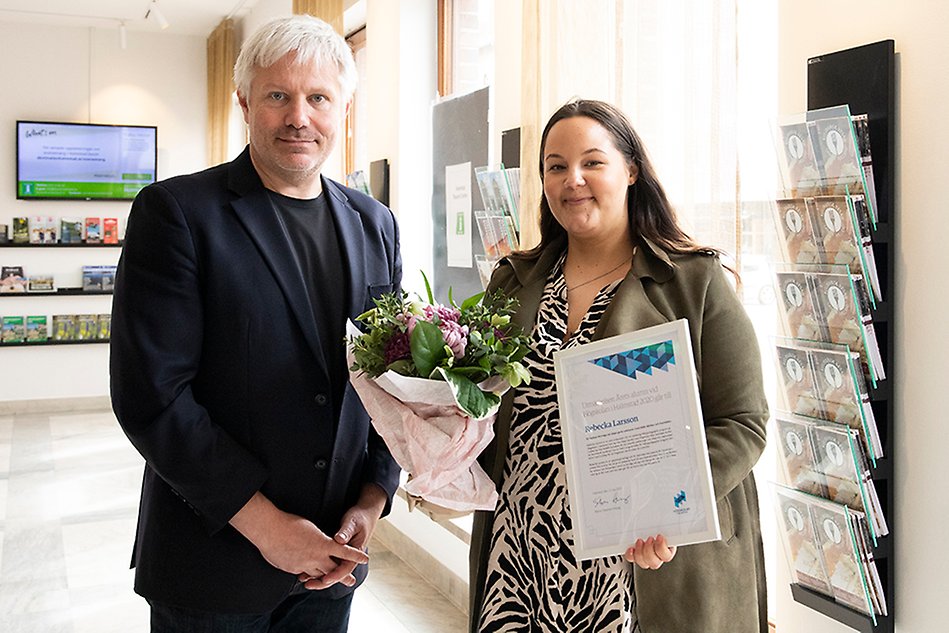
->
<box><xmin>470</xmin><ymin>99</ymin><xmax>769</xmax><ymax>632</ymax></box>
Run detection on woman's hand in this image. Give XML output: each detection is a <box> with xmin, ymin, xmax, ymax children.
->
<box><xmin>624</xmin><ymin>534</ymin><xmax>677</xmax><ymax>570</ymax></box>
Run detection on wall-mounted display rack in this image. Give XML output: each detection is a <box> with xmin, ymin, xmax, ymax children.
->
<box><xmin>773</xmin><ymin>39</ymin><xmax>895</xmax><ymax>633</ymax></box>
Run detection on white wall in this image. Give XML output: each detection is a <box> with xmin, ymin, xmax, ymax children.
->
<box><xmin>778</xmin><ymin>2</ymin><xmax>949</xmax><ymax>631</ymax></box>
<box><xmin>364</xmin><ymin>0</ymin><xmax>437</xmax><ymax>294</ymax></box>
<box><xmin>0</xmin><ymin>21</ymin><xmax>207</xmax><ymax>403</ymax></box>
<box><xmin>492</xmin><ymin>0</ymin><xmax>523</xmax><ymax>167</ymax></box>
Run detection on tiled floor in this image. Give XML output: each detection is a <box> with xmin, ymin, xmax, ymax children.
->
<box><xmin>0</xmin><ymin>409</ymin><xmax>466</xmax><ymax>632</ymax></box>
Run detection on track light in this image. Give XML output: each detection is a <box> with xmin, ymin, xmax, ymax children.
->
<box><xmin>146</xmin><ymin>1</ymin><xmax>169</xmax><ymax>30</ymax></box>
<box><xmin>119</xmin><ymin>21</ymin><xmax>127</xmax><ymax>49</ymax></box>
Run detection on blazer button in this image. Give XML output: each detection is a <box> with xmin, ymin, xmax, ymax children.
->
<box><xmin>314</xmin><ymin>393</ymin><xmax>328</xmax><ymax>406</ymax></box>
<box><xmin>314</xmin><ymin>458</ymin><xmax>329</xmax><ymax>470</ymax></box>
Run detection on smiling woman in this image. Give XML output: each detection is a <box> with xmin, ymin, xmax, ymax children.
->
<box><xmin>469</xmin><ymin>99</ymin><xmax>770</xmax><ymax>633</ymax></box>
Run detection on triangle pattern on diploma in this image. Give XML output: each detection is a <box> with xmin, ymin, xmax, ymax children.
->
<box><xmin>589</xmin><ymin>340</ymin><xmax>676</xmax><ymax>380</ymax></box>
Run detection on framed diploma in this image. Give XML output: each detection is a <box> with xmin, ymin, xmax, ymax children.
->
<box><xmin>553</xmin><ymin>319</ymin><xmax>720</xmax><ymax>560</ymax></box>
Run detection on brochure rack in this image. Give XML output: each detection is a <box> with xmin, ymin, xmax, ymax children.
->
<box><xmin>777</xmin><ymin>40</ymin><xmax>895</xmax><ymax>633</ymax></box>
<box><xmin>473</xmin><ymin>165</ymin><xmax>521</xmax><ymax>289</ymax></box>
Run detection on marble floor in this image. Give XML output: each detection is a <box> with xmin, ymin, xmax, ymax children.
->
<box><xmin>0</xmin><ymin>409</ymin><xmax>466</xmax><ymax>632</ymax></box>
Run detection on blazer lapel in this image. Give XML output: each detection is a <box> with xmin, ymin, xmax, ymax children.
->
<box><xmin>227</xmin><ymin>153</ymin><xmax>325</xmax><ymax>365</ymax></box>
<box><xmin>323</xmin><ymin>179</ymin><xmax>367</xmax><ymax>320</ymax></box>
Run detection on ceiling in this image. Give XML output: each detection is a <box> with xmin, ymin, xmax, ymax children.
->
<box><xmin>0</xmin><ymin>0</ymin><xmax>260</xmax><ymax>37</ymax></box>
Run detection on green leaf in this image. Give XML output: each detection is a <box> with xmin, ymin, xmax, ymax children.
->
<box><xmin>461</xmin><ymin>291</ymin><xmax>485</xmax><ymax>311</ymax></box>
<box><xmin>410</xmin><ymin>320</ymin><xmax>448</xmax><ymax>378</ymax></box>
<box><xmin>435</xmin><ymin>367</ymin><xmax>501</xmax><ymax>419</ymax></box>
<box><xmin>449</xmin><ymin>365</ymin><xmax>490</xmax><ymax>382</ymax></box>
<box><xmin>386</xmin><ymin>359</ymin><xmax>415</xmax><ymax>376</ymax></box>
<box><xmin>420</xmin><ymin>270</ymin><xmax>435</xmax><ymax>304</ymax></box>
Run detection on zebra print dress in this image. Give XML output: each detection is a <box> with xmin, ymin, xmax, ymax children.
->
<box><xmin>478</xmin><ymin>259</ymin><xmax>639</xmax><ymax>633</ymax></box>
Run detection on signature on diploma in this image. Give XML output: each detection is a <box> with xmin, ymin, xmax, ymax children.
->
<box><xmin>592</xmin><ymin>492</ymin><xmax>631</xmax><ymax>511</ymax></box>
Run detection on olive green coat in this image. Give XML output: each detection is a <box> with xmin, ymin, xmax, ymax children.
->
<box><xmin>469</xmin><ymin>236</ymin><xmax>769</xmax><ymax>633</ymax></box>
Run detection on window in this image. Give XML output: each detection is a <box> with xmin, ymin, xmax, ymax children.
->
<box><xmin>438</xmin><ymin>0</ymin><xmax>494</xmax><ymax>97</ymax></box>
<box><xmin>345</xmin><ymin>26</ymin><xmax>368</xmax><ymax>179</ymax></box>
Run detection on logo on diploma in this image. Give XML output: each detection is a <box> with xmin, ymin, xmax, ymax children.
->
<box><xmin>589</xmin><ymin>340</ymin><xmax>676</xmax><ymax>380</ymax></box>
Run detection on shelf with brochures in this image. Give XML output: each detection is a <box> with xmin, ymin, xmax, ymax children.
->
<box><xmin>473</xmin><ymin>164</ymin><xmax>521</xmax><ymax>289</ymax></box>
<box><xmin>771</xmin><ymin>39</ymin><xmax>895</xmax><ymax>633</ymax></box>
<box><xmin>0</xmin><ymin>241</ymin><xmax>123</xmax><ymax>248</ymax></box>
<box><xmin>0</xmin><ymin>289</ymin><xmax>113</xmax><ymax>298</ymax></box>
<box><xmin>0</xmin><ymin>339</ymin><xmax>109</xmax><ymax>348</ymax></box>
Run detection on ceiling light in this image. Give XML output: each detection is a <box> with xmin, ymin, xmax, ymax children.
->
<box><xmin>145</xmin><ymin>1</ymin><xmax>169</xmax><ymax>30</ymax></box>
<box><xmin>119</xmin><ymin>21</ymin><xmax>127</xmax><ymax>49</ymax></box>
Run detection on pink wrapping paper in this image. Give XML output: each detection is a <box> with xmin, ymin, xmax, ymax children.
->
<box><xmin>349</xmin><ymin>368</ymin><xmax>499</xmax><ymax>513</ymax></box>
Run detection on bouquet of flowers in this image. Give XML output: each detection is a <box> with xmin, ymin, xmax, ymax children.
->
<box><xmin>347</xmin><ymin>275</ymin><xmax>530</xmax><ymax>514</ymax></box>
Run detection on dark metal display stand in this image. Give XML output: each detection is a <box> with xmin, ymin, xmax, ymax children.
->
<box><xmin>795</xmin><ymin>38</ymin><xmax>895</xmax><ymax>633</ymax></box>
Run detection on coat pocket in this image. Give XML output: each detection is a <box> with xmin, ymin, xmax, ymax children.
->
<box><xmin>717</xmin><ymin>494</ymin><xmax>736</xmax><ymax>543</ymax></box>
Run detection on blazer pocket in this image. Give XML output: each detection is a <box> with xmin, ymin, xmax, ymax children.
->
<box><xmin>365</xmin><ymin>283</ymin><xmax>395</xmax><ymax>310</ymax></box>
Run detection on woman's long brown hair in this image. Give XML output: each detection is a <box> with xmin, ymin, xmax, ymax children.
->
<box><xmin>514</xmin><ymin>99</ymin><xmax>726</xmax><ymax>267</ymax></box>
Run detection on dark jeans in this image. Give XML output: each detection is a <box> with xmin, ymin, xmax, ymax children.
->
<box><xmin>149</xmin><ymin>583</ymin><xmax>354</xmax><ymax>633</ymax></box>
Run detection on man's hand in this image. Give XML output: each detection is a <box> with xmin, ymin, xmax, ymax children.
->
<box><xmin>300</xmin><ymin>483</ymin><xmax>388</xmax><ymax>590</ymax></box>
<box><xmin>230</xmin><ymin>492</ymin><xmax>368</xmax><ymax>587</ymax></box>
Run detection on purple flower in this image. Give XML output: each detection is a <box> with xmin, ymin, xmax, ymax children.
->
<box><xmin>440</xmin><ymin>320</ymin><xmax>469</xmax><ymax>358</ymax></box>
<box><xmin>384</xmin><ymin>331</ymin><xmax>411</xmax><ymax>365</ymax></box>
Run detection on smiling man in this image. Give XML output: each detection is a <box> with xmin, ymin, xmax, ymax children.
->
<box><xmin>110</xmin><ymin>15</ymin><xmax>401</xmax><ymax>632</ymax></box>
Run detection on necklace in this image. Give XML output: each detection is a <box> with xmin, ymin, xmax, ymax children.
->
<box><xmin>566</xmin><ymin>256</ymin><xmax>632</xmax><ymax>293</ymax></box>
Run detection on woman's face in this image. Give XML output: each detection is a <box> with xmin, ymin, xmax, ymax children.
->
<box><xmin>542</xmin><ymin>115</ymin><xmax>638</xmax><ymax>243</ymax></box>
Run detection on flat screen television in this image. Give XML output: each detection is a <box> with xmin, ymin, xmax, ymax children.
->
<box><xmin>16</xmin><ymin>120</ymin><xmax>157</xmax><ymax>201</ymax></box>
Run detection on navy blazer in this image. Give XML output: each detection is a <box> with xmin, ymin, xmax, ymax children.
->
<box><xmin>110</xmin><ymin>147</ymin><xmax>402</xmax><ymax>613</ymax></box>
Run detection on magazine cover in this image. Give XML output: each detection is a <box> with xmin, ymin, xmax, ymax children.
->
<box><xmin>774</xmin><ymin>485</ymin><xmax>833</xmax><ymax>596</ymax></box>
<box><xmin>12</xmin><ymin>217</ymin><xmax>29</xmax><ymax>243</ymax></box>
<box><xmin>775</xmin><ymin>343</ymin><xmax>823</xmax><ymax>418</ymax></box>
<box><xmin>776</xmin><ymin>271</ymin><xmax>825</xmax><ymax>341</ymax></box>
<box><xmin>60</xmin><ymin>218</ymin><xmax>83</xmax><ymax>244</ymax></box>
<box><xmin>808</xmin><ymin>497</ymin><xmax>874</xmax><ymax>617</ymax></box>
<box><xmin>100</xmin><ymin>266</ymin><xmax>117</xmax><ymax>291</ymax></box>
<box><xmin>809</xmin><ymin>272</ymin><xmax>866</xmax><ymax>367</ymax></box>
<box><xmin>775</xmin><ymin>415</ymin><xmax>826</xmax><ymax>497</ymax></box>
<box><xmin>97</xmin><ymin>313</ymin><xmax>112</xmax><ymax>340</ymax></box>
<box><xmin>52</xmin><ymin>314</ymin><xmax>78</xmax><ymax>341</ymax></box>
<box><xmin>812</xmin><ymin>115</ymin><xmax>862</xmax><ymax>190</ymax></box>
<box><xmin>808</xmin><ymin>346</ymin><xmax>863</xmax><ymax>428</ymax></box>
<box><xmin>775</xmin><ymin>198</ymin><xmax>821</xmax><ymax>265</ymax></box>
<box><xmin>29</xmin><ymin>216</ymin><xmax>47</xmax><ymax>244</ymax></box>
<box><xmin>779</xmin><ymin>122</ymin><xmax>823</xmax><ymax>190</ymax></box>
<box><xmin>77</xmin><ymin>314</ymin><xmax>100</xmax><ymax>340</ymax></box>
<box><xmin>1</xmin><ymin>316</ymin><xmax>26</xmax><ymax>343</ymax></box>
<box><xmin>810</xmin><ymin>425</ymin><xmax>864</xmax><ymax>511</ymax></box>
<box><xmin>27</xmin><ymin>275</ymin><xmax>54</xmax><ymax>292</ymax></box>
<box><xmin>810</xmin><ymin>196</ymin><xmax>862</xmax><ymax>271</ymax></box>
<box><xmin>26</xmin><ymin>315</ymin><xmax>48</xmax><ymax>342</ymax></box>
<box><xmin>82</xmin><ymin>266</ymin><xmax>103</xmax><ymax>291</ymax></box>
<box><xmin>1</xmin><ymin>266</ymin><xmax>27</xmax><ymax>293</ymax></box>
<box><xmin>85</xmin><ymin>217</ymin><xmax>102</xmax><ymax>243</ymax></box>
<box><xmin>103</xmin><ymin>218</ymin><xmax>119</xmax><ymax>244</ymax></box>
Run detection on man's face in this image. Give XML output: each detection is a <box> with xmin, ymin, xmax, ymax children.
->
<box><xmin>238</xmin><ymin>52</ymin><xmax>347</xmax><ymax>196</ymax></box>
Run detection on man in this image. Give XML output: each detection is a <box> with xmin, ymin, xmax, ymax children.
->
<box><xmin>110</xmin><ymin>14</ymin><xmax>401</xmax><ymax>631</ymax></box>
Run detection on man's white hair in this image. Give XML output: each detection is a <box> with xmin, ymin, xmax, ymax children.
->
<box><xmin>233</xmin><ymin>14</ymin><xmax>356</xmax><ymax>102</ymax></box>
